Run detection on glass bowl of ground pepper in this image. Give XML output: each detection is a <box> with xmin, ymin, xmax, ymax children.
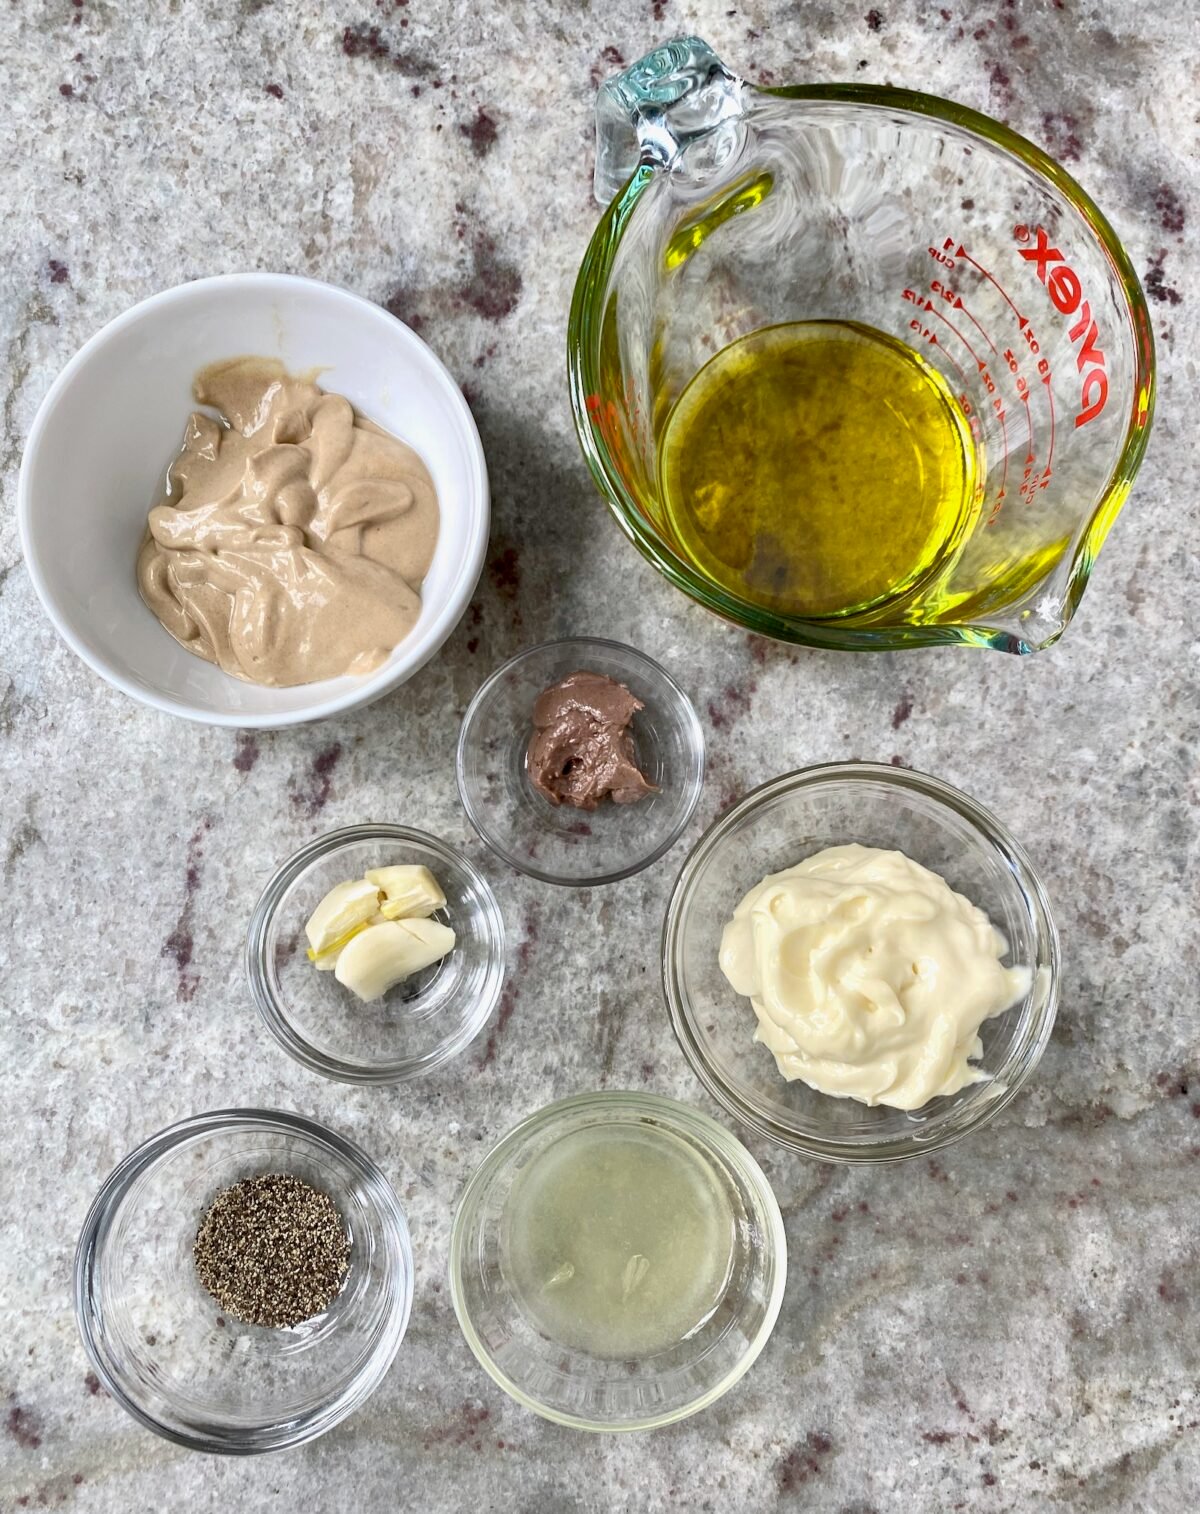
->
<box><xmin>74</xmin><ymin>1108</ymin><xmax>412</xmax><ymax>1453</ymax></box>
<box><xmin>456</xmin><ymin>637</ymin><xmax>705</xmax><ymax>886</ymax></box>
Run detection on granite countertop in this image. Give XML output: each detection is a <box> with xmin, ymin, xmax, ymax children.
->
<box><xmin>2</xmin><ymin>1</ymin><xmax>1197</xmax><ymax>1509</ymax></box>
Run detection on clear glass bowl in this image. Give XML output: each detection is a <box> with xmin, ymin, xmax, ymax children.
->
<box><xmin>662</xmin><ymin>763</ymin><xmax>1059</xmax><ymax>1162</ymax></box>
<box><xmin>74</xmin><ymin>1108</ymin><xmax>413</xmax><ymax>1453</ymax></box>
<box><xmin>247</xmin><ymin>825</ymin><xmax>505</xmax><ymax>1085</ymax></box>
<box><xmin>449</xmin><ymin>1091</ymin><xmax>785</xmax><ymax>1431</ymax></box>
<box><xmin>456</xmin><ymin>638</ymin><xmax>705</xmax><ymax>886</ymax></box>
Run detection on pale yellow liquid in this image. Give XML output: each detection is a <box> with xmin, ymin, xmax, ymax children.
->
<box><xmin>504</xmin><ymin>1124</ymin><xmax>736</xmax><ymax>1359</ymax></box>
<box><xmin>657</xmin><ymin>321</ymin><xmax>980</xmax><ymax>619</ymax></box>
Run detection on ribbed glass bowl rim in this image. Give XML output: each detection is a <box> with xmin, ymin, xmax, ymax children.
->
<box><xmin>245</xmin><ymin>823</ymin><xmax>505</xmax><ymax>1085</ymax></box>
<box><xmin>73</xmin><ymin>1106</ymin><xmax>414</xmax><ymax>1455</ymax></box>
<box><xmin>661</xmin><ymin>763</ymin><xmax>1060</xmax><ymax>1162</ymax></box>
<box><xmin>447</xmin><ymin>1089</ymin><xmax>787</xmax><ymax>1431</ymax></box>
<box><xmin>567</xmin><ymin>83</ymin><xmax>1155</xmax><ymax>653</ymax></box>
<box><xmin>454</xmin><ymin>637</ymin><xmax>706</xmax><ymax>887</ymax></box>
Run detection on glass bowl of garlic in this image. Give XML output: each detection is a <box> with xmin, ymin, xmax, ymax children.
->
<box><xmin>247</xmin><ymin>824</ymin><xmax>505</xmax><ymax>1084</ymax></box>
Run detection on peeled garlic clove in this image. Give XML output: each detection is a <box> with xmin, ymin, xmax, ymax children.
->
<box><xmin>334</xmin><ymin>917</ymin><xmax>456</xmax><ymax>1002</ymax></box>
<box><xmin>304</xmin><ymin>878</ymin><xmax>382</xmax><ymax>955</ymax></box>
<box><xmin>396</xmin><ymin>916</ymin><xmax>456</xmax><ymax>957</ymax></box>
<box><xmin>365</xmin><ymin>865</ymin><xmax>446</xmax><ymax>920</ymax></box>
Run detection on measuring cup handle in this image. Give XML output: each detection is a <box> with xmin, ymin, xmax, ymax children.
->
<box><xmin>593</xmin><ymin>35</ymin><xmax>747</xmax><ymax>204</ymax></box>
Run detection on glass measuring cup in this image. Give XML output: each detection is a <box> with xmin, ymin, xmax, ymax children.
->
<box><xmin>568</xmin><ymin>37</ymin><xmax>1154</xmax><ymax>653</ymax></box>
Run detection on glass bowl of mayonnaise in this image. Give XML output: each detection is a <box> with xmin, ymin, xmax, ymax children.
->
<box><xmin>663</xmin><ymin>763</ymin><xmax>1059</xmax><ymax>1162</ymax></box>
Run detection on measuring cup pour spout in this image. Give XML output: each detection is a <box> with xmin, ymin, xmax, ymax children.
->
<box><xmin>593</xmin><ymin>37</ymin><xmax>747</xmax><ymax>203</ymax></box>
<box><xmin>572</xmin><ymin>38</ymin><xmax>1154</xmax><ymax>654</ymax></box>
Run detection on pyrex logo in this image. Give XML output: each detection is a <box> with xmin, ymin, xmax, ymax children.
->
<box><xmin>1015</xmin><ymin>225</ymin><xmax>1107</xmax><ymax>429</ymax></box>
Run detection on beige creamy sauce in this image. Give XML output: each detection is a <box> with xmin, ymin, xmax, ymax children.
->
<box><xmin>137</xmin><ymin>358</ymin><xmax>439</xmax><ymax>686</ymax></box>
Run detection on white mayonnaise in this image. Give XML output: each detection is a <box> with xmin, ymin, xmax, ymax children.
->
<box><xmin>719</xmin><ymin>844</ymin><xmax>1031</xmax><ymax>1110</ymax></box>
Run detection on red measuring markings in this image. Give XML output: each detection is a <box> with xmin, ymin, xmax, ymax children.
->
<box><xmin>901</xmin><ymin>293</ymin><xmax>970</xmax><ymax>383</ymax></box>
<box><xmin>924</xmin><ymin>300</ymin><xmax>983</xmax><ymax>367</ymax></box>
<box><xmin>988</xmin><ymin>403</ymin><xmax>1010</xmax><ymax>521</ymax></box>
<box><xmin>910</xmin><ymin>254</ymin><xmax>1065</xmax><ymax>510</ymax></box>
<box><xmin>996</xmin><ymin>345</ymin><xmax>1043</xmax><ymax>504</ymax></box>
<box><xmin>1011</xmin><ymin>318</ymin><xmax>1055</xmax><ymax>485</ymax></box>
<box><xmin>928</xmin><ymin>278</ymin><xmax>998</xmax><ymax>354</ymax></box>
<box><xmin>931</xmin><ymin>240</ymin><xmax>1057</xmax><ymax>497</ymax></box>
<box><xmin>974</xmin><ymin>358</ymin><xmax>1011</xmax><ymax>524</ymax></box>
<box><xmin>958</xmin><ymin>299</ymin><xmax>998</xmax><ymax>356</ymax></box>
<box><xmin>905</xmin><ymin>283</ymin><xmax>1015</xmax><ymax>517</ymax></box>
<box><xmin>1005</xmin><ymin>349</ymin><xmax>1042</xmax><ymax>503</ymax></box>
<box><xmin>1002</xmin><ymin>348</ymin><xmax>1036</xmax><ymax>451</ymax></box>
<box><xmin>908</xmin><ymin>285</ymin><xmax>1016</xmax><ymax>509</ymax></box>
<box><xmin>949</xmin><ymin>237</ymin><xmax>1052</xmax><ymax>475</ymax></box>
<box><xmin>1044</xmin><ymin>385</ymin><xmax>1056</xmax><ymax>481</ymax></box>
<box><xmin>902</xmin><ymin>293</ymin><xmax>968</xmax><ymax>386</ymax></box>
<box><xmin>948</xmin><ymin>239</ymin><xmax>1027</xmax><ymax>328</ymax></box>
<box><xmin>910</xmin><ymin>322</ymin><xmax>970</xmax><ymax>388</ymax></box>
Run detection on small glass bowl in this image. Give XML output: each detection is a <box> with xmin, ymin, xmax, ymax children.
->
<box><xmin>449</xmin><ymin>1091</ymin><xmax>785</xmax><ymax>1431</ymax></box>
<box><xmin>74</xmin><ymin>1108</ymin><xmax>413</xmax><ymax>1454</ymax></box>
<box><xmin>247</xmin><ymin>824</ymin><xmax>505</xmax><ymax>1085</ymax></box>
<box><xmin>663</xmin><ymin>763</ymin><xmax>1059</xmax><ymax>1163</ymax></box>
<box><xmin>456</xmin><ymin>638</ymin><xmax>705</xmax><ymax>886</ymax></box>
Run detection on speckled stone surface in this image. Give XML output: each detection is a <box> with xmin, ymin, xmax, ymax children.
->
<box><xmin>1</xmin><ymin>0</ymin><xmax>1197</xmax><ymax>1509</ymax></box>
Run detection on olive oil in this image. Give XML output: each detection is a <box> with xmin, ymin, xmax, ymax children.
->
<box><xmin>504</xmin><ymin>1123</ymin><xmax>735</xmax><ymax>1359</ymax></box>
<box><xmin>657</xmin><ymin>321</ymin><xmax>980</xmax><ymax>619</ymax></box>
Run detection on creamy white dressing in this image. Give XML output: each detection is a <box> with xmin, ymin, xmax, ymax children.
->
<box><xmin>718</xmin><ymin>844</ymin><xmax>1031</xmax><ymax>1110</ymax></box>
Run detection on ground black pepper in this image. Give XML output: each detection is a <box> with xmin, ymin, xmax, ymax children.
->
<box><xmin>192</xmin><ymin>1173</ymin><xmax>351</xmax><ymax>1328</ymax></box>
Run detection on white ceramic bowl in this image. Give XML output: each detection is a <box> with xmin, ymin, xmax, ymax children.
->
<box><xmin>18</xmin><ymin>273</ymin><xmax>489</xmax><ymax>727</ymax></box>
